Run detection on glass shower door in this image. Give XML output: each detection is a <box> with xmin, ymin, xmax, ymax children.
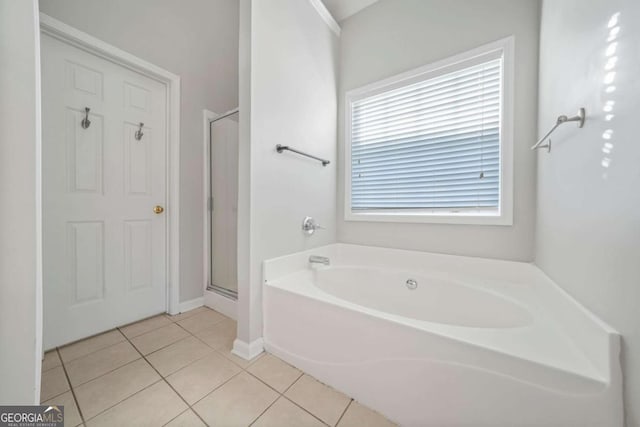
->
<box><xmin>208</xmin><ymin>116</ymin><xmax>239</xmax><ymax>298</ymax></box>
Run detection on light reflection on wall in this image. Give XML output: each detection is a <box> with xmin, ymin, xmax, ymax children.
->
<box><xmin>601</xmin><ymin>12</ymin><xmax>621</xmax><ymax>177</ymax></box>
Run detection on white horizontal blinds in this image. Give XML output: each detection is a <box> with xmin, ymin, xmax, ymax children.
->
<box><xmin>350</xmin><ymin>56</ymin><xmax>502</xmax><ymax>210</ymax></box>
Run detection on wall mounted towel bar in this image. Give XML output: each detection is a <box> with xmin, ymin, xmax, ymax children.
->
<box><xmin>532</xmin><ymin>108</ymin><xmax>586</xmax><ymax>152</ymax></box>
<box><xmin>276</xmin><ymin>144</ymin><xmax>330</xmax><ymax>166</ymax></box>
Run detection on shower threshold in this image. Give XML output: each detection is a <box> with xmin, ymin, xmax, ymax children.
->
<box><xmin>207</xmin><ymin>283</ymin><xmax>238</xmax><ymax>300</ymax></box>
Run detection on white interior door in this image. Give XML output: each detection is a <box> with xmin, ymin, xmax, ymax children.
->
<box><xmin>42</xmin><ymin>33</ymin><xmax>168</xmax><ymax>349</ymax></box>
<box><xmin>210</xmin><ymin>118</ymin><xmax>238</xmax><ymax>292</ymax></box>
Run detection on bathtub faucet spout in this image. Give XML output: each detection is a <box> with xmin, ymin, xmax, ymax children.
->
<box><xmin>309</xmin><ymin>255</ymin><xmax>330</xmax><ymax>266</ymax></box>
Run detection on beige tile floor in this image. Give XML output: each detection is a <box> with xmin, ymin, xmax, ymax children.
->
<box><xmin>41</xmin><ymin>307</ymin><xmax>396</xmax><ymax>427</ymax></box>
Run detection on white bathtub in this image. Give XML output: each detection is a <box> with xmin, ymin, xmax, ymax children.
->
<box><xmin>263</xmin><ymin>244</ymin><xmax>623</xmax><ymax>427</ymax></box>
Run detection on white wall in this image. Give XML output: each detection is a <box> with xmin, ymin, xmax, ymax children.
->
<box><xmin>236</xmin><ymin>0</ymin><xmax>338</xmax><ymax>347</ymax></box>
<box><xmin>536</xmin><ymin>1</ymin><xmax>640</xmax><ymax>425</ymax></box>
<box><xmin>39</xmin><ymin>0</ymin><xmax>239</xmax><ymax>303</ymax></box>
<box><xmin>321</xmin><ymin>0</ymin><xmax>380</xmax><ymax>22</ymax></box>
<box><xmin>0</xmin><ymin>0</ymin><xmax>43</xmax><ymax>404</ymax></box>
<box><xmin>337</xmin><ymin>0</ymin><xmax>540</xmax><ymax>261</ymax></box>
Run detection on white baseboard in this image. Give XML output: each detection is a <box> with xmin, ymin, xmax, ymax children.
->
<box><xmin>176</xmin><ymin>296</ymin><xmax>204</xmax><ymax>314</ymax></box>
<box><xmin>203</xmin><ymin>289</ymin><xmax>237</xmax><ymax>320</ymax></box>
<box><xmin>232</xmin><ymin>338</ymin><xmax>264</xmax><ymax>360</ymax></box>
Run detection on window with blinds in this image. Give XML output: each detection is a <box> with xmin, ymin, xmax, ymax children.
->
<box><xmin>346</xmin><ymin>41</ymin><xmax>512</xmax><ymax>224</ymax></box>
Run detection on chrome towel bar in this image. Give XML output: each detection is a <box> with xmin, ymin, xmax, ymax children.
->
<box><xmin>276</xmin><ymin>144</ymin><xmax>330</xmax><ymax>166</ymax></box>
<box><xmin>532</xmin><ymin>108</ymin><xmax>586</xmax><ymax>153</ymax></box>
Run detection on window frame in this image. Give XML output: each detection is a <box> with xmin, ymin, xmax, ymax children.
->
<box><xmin>344</xmin><ymin>37</ymin><xmax>514</xmax><ymax>226</ymax></box>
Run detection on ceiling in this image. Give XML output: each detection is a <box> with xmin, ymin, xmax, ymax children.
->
<box><xmin>321</xmin><ymin>0</ymin><xmax>380</xmax><ymax>22</ymax></box>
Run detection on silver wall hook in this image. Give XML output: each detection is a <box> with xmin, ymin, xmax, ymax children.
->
<box><xmin>135</xmin><ymin>122</ymin><xmax>144</xmax><ymax>141</ymax></box>
<box><xmin>81</xmin><ymin>107</ymin><xmax>91</xmax><ymax>129</ymax></box>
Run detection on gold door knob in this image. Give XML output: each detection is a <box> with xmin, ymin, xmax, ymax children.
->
<box><xmin>153</xmin><ymin>205</ymin><xmax>164</xmax><ymax>214</ymax></box>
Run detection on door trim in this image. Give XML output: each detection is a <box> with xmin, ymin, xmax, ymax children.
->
<box><xmin>40</xmin><ymin>14</ymin><xmax>181</xmax><ymax>314</ymax></box>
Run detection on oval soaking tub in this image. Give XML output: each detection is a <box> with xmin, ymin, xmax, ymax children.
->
<box><xmin>314</xmin><ymin>266</ymin><xmax>533</xmax><ymax>328</ymax></box>
<box><xmin>262</xmin><ymin>244</ymin><xmax>623</xmax><ymax>427</ymax></box>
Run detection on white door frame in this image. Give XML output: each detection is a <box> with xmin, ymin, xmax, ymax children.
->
<box><xmin>39</xmin><ymin>14</ymin><xmax>181</xmax><ymax>314</ymax></box>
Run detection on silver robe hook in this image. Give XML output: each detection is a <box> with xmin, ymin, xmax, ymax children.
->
<box><xmin>135</xmin><ymin>122</ymin><xmax>144</xmax><ymax>141</ymax></box>
<box><xmin>81</xmin><ymin>107</ymin><xmax>91</xmax><ymax>129</ymax></box>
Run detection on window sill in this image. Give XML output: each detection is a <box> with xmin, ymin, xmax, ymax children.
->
<box><xmin>344</xmin><ymin>210</ymin><xmax>513</xmax><ymax>226</ymax></box>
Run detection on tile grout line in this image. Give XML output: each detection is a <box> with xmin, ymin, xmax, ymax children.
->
<box><xmin>114</xmin><ymin>312</ymin><xmax>172</xmax><ymax>338</ymax></box>
<box><xmin>123</xmin><ymin>319</ymin><xmax>183</xmax><ymax>341</ymax></box>
<box><xmin>137</xmin><ymin>334</ymin><xmax>195</xmax><ymax>359</ymax></box>
<box><xmin>243</xmin><ymin>367</ymin><xmax>332</xmax><ymax>426</ymax></box>
<box><xmin>242</xmin><ymin>363</ymin><xmax>305</xmax><ymax>426</ymax></box>
<box><xmin>127</xmin><ymin>314</ymin><xmax>214</xmax><ymax>357</ymax></box>
<box><xmin>54</xmin><ymin>326</ymin><xmax>127</xmax><ymax>354</ymax></box>
<box><xmin>335</xmin><ymin>399</ymin><xmax>354</xmax><ymax>427</ymax></box>
<box><xmin>171</xmin><ymin>317</ymin><xmax>228</xmax><ymax>338</ymax></box>
<box><xmin>55</xmin><ymin>347</ymin><xmax>87</xmax><ymax>427</ymax></box>
<box><xmin>56</xmin><ymin>346</ymin><xmax>269</xmax><ymax>427</ymax></box>
<box><xmin>161</xmin><ymin>408</ymin><xmax>195</xmax><ymax>427</ymax></box>
<box><xmin>146</xmin><ymin>333</ymin><xmax>226</xmax><ymax>373</ymax></box>
<box><xmin>269</xmin><ymin>366</ymin><xmax>350</xmax><ymax>426</ymax></box>
<box><xmin>82</xmin><ymin>379</ymin><xmax>165</xmax><ymax>423</ymax></box>
<box><xmin>224</xmin><ymin>350</ymin><xmax>343</xmax><ymax>426</ymax></box>
<box><xmin>243</xmin><ymin>369</ymin><xmax>301</xmax><ymax>397</ymax></box>
<box><xmin>53</xmin><ymin>308</ymin><xmax>362</xmax><ymax>427</ymax></box>
<box><xmin>39</xmin><ymin>388</ymin><xmax>69</xmax><ymax>406</ymax></box>
<box><xmin>139</xmin><ymin>315</ymin><xmax>268</xmax><ymax>422</ymax></box>
<box><xmin>126</xmin><ymin>312</ymin><xmax>227</xmax><ymax>362</ymax></box>
<box><xmin>116</xmin><ymin>311</ymin><xmax>248</xmax><ymax>413</ymax></box>
<box><xmin>290</xmin><ymin>374</ymin><xmax>353</xmax><ymax>426</ymax></box>
<box><xmin>133</xmin><ymin>320</ymin><xmax>267</xmax><ymax>425</ymax></box>
<box><xmin>59</xmin><ymin>333</ymin><xmax>194</xmax><ymax>422</ymax></box>
<box><xmin>57</xmin><ymin>309</ymin><xmax>222</xmax><ymax>377</ymax></box>
<box><xmin>120</xmin><ymin>312</ymin><xmax>249</xmax><ymax>425</ymax></box>
<box><xmin>166</xmin><ymin>306</ymin><xmax>228</xmax><ymax>326</ymax></box>
<box><xmin>118</xmin><ymin>326</ymin><xmax>212</xmax><ymax>427</ymax></box>
<box><xmin>68</xmin><ymin>356</ymin><xmax>149</xmax><ymax>391</ymax></box>
<box><xmin>163</xmin><ymin>306</ymin><xmax>209</xmax><ymax>323</ymax></box>
<box><xmin>246</xmin><ymin>363</ymin><xmax>296</xmax><ymax>426</ymax></box>
<box><xmin>243</xmin><ymin>370</ymin><xmax>309</xmax><ymax>426</ymax></box>
<box><xmin>47</xmin><ymin>309</ymin><xmax>216</xmax><ymax>425</ymax></box>
<box><xmin>40</xmin><ymin>352</ymin><xmax>64</xmax><ymax>374</ymax></box>
<box><xmin>64</xmin><ymin>348</ymin><xmax>143</xmax><ymax>389</ymax></box>
<box><xmin>214</xmin><ymin>347</ymin><xmax>261</xmax><ymax>370</ymax></box>
<box><xmin>247</xmin><ymin>393</ymin><xmax>281</xmax><ymax>426</ymax></box>
<box><xmin>280</xmin><ymin>371</ymin><xmax>304</xmax><ymax>395</ymax></box>
<box><xmin>58</xmin><ymin>335</ymin><xmax>127</xmax><ymax>366</ymax></box>
<box><xmin>171</xmin><ymin>346</ymin><xmax>256</xmax><ymax>408</ymax></box>
<box><xmin>188</xmin><ymin>369</ymin><xmax>245</xmax><ymax>409</ymax></box>
<box><xmin>70</xmin><ymin>321</ymin><xmax>181</xmax><ymax>422</ymax></box>
<box><xmin>280</xmin><ymin>394</ymin><xmax>333</xmax><ymax>427</ymax></box>
<box><xmin>39</xmin><ymin>356</ymin><xmax>68</xmax><ymax>404</ymax></box>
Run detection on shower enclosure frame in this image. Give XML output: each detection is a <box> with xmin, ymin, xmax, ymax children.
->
<box><xmin>203</xmin><ymin>108</ymin><xmax>239</xmax><ymax>301</ymax></box>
